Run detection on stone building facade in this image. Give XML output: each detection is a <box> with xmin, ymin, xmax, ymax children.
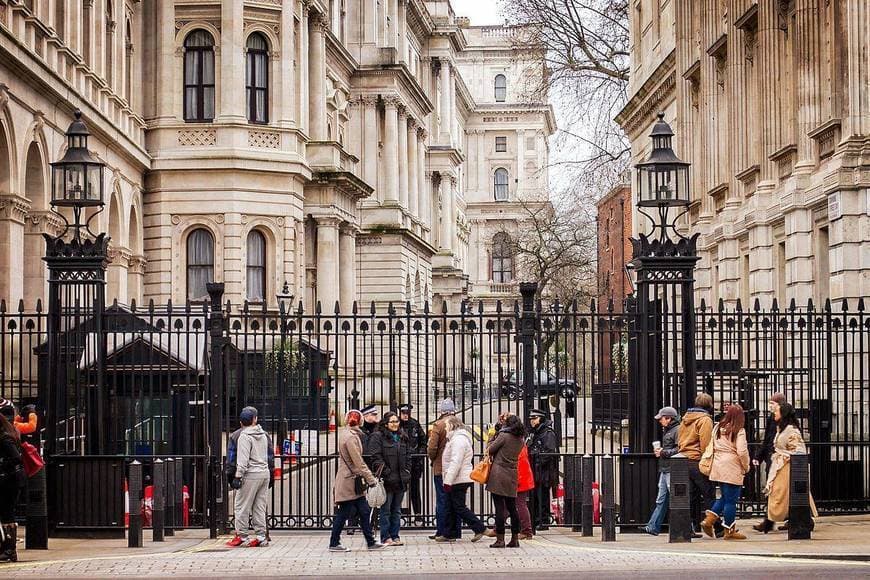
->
<box><xmin>0</xmin><ymin>0</ymin><xmax>553</xmax><ymax>314</ymax></box>
<box><xmin>616</xmin><ymin>0</ymin><xmax>869</xmax><ymax>307</ymax></box>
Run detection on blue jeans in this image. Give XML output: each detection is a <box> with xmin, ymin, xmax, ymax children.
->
<box><xmin>330</xmin><ymin>496</ymin><xmax>376</xmax><ymax>547</ymax></box>
<box><xmin>379</xmin><ymin>490</ymin><xmax>404</xmax><ymax>542</ymax></box>
<box><xmin>710</xmin><ymin>482</ymin><xmax>742</xmax><ymax>527</ymax></box>
<box><xmin>434</xmin><ymin>475</ymin><xmax>461</xmax><ymax>538</ymax></box>
<box><xmin>646</xmin><ymin>472</ymin><xmax>670</xmax><ymax>533</ymax></box>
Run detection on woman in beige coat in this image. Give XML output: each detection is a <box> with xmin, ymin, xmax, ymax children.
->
<box><xmin>701</xmin><ymin>404</ymin><xmax>751</xmax><ymax>540</ymax></box>
<box><xmin>755</xmin><ymin>402</ymin><xmax>818</xmax><ymax>533</ymax></box>
<box><xmin>328</xmin><ymin>410</ymin><xmax>384</xmax><ymax>552</ymax></box>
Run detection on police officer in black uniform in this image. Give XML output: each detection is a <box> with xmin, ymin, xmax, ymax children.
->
<box><xmin>527</xmin><ymin>408</ymin><xmax>559</xmax><ymax>531</ymax></box>
<box><xmin>398</xmin><ymin>404</ymin><xmax>427</xmax><ymax>518</ymax></box>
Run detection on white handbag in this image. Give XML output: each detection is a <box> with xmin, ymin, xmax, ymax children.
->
<box><xmin>365</xmin><ymin>465</ymin><xmax>387</xmax><ymax>508</ymax></box>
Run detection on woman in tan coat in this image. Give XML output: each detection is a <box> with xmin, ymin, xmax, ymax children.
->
<box><xmin>755</xmin><ymin>402</ymin><xmax>818</xmax><ymax>533</ymax></box>
<box><xmin>485</xmin><ymin>414</ymin><xmax>525</xmax><ymax>548</ymax></box>
<box><xmin>328</xmin><ymin>410</ymin><xmax>384</xmax><ymax>552</ymax></box>
<box><xmin>701</xmin><ymin>404</ymin><xmax>751</xmax><ymax>540</ymax></box>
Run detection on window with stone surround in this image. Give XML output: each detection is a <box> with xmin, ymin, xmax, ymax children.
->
<box><xmin>491</xmin><ymin>232</ymin><xmax>513</xmax><ymax>283</ymax></box>
<box><xmin>494</xmin><ymin>74</ymin><xmax>507</xmax><ymax>102</ymax></box>
<box><xmin>246</xmin><ymin>33</ymin><xmax>270</xmax><ymax>124</ymax></box>
<box><xmin>187</xmin><ymin>228</ymin><xmax>215</xmax><ymax>301</ymax></box>
<box><xmin>493</xmin><ymin>168</ymin><xmax>509</xmax><ymax>201</ymax></box>
<box><xmin>184</xmin><ymin>30</ymin><xmax>216</xmax><ymax>122</ymax></box>
<box><xmin>247</xmin><ymin>230</ymin><xmax>267</xmax><ymax>302</ymax></box>
<box><xmin>495</xmin><ymin>136</ymin><xmax>507</xmax><ymax>152</ymax></box>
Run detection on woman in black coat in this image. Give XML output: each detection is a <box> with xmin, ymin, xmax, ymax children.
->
<box><xmin>0</xmin><ymin>412</ymin><xmax>25</xmax><ymax>562</ymax></box>
<box><xmin>368</xmin><ymin>412</ymin><xmax>411</xmax><ymax>546</ymax></box>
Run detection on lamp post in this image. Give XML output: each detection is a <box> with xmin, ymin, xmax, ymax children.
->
<box><xmin>627</xmin><ymin>112</ymin><xmax>699</xmax><ymax>452</ymax></box>
<box><xmin>276</xmin><ymin>281</ymin><xmax>293</xmax><ymax>444</ymax></box>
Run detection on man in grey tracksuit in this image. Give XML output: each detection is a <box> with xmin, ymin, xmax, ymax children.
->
<box><xmin>231</xmin><ymin>406</ymin><xmax>271</xmax><ymax>547</ymax></box>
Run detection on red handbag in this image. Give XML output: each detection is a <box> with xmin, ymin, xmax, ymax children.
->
<box><xmin>21</xmin><ymin>442</ymin><xmax>44</xmax><ymax>477</ymax></box>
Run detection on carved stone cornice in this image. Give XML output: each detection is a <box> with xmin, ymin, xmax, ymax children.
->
<box><xmin>128</xmin><ymin>255</ymin><xmax>147</xmax><ymax>275</ymax></box>
<box><xmin>357</xmin><ymin>94</ymin><xmax>380</xmax><ymax>107</ymax></box>
<box><xmin>417</xmin><ymin>127</ymin><xmax>428</xmax><ymax>140</ymax></box>
<box><xmin>0</xmin><ymin>195</ymin><xmax>31</xmax><ymax>224</ymax></box>
<box><xmin>26</xmin><ymin>211</ymin><xmax>65</xmax><ymax>236</ymax></box>
<box><xmin>381</xmin><ymin>94</ymin><xmax>402</xmax><ymax>108</ymax></box>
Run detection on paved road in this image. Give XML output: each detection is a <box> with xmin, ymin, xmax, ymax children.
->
<box><xmin>1</xmin><ymin>532</ymin><xmax>868</xmax><ymax>578</ymax></box>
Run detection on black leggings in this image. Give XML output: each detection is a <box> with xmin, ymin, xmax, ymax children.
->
<box><xmin>0</xmin><ymin>479</ymin><xmax>20</xmax><ymax>523</ymax></box>
<box><xmin>492</xmin><ymin>493</ymin><xmax>519</xmax><ymax>535</ymax></box>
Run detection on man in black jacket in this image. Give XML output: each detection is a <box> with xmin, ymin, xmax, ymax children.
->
<box><xmin>641</xmin><ymin>406</ymin><xmax>680</xmax><ymax>535</ymax></box>
<box><xmin>399</xmin><ymin>404</ymin><xmax>427</xmax><ymax>518</ymax></box>
<box><xmin>527</xmin><ymin>409</ymin><xmax>559</xmax><ymax>531</ymax></box>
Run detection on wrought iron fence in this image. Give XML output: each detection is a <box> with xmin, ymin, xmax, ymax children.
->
<box><xmin>1</xmin><ymin>292</ymin><xmax>867</xmax><ymax>532</ymax></box>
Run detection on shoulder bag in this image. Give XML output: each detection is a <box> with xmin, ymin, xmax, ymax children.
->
<box><xmin>470</xmin><ymin>455</ymin><xmax>492</xmax><ymax>484</ymax></box>
<box><xmin>338</xmin><ymin>444</ymin><xmax>367</xmax><ymax>496</ymax></box>
<box><xmin>365</xmin><ymin>464</ymin><xmax>387</xmax><ymax>508</ymax></box>
<box><xmin>699</xmin><ymin>425</ymin><xmax>719</xmax><ymax>476</ymax></box>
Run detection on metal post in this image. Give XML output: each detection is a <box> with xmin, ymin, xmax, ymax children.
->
<box><xmin>152</xmin><ymin>459</ymin><xmax>164</xmax><ymax>542</ymax></box>
<box><xmin>600</xmin><ymin>455</ymin><xmax>616</xmax><ymax>541</ymax></box>
<box><xmin>174</xmin><ymin>458</ymin><xmax>184</xmax><ymax>529</ymax></box>
<box><xmin>581</xmin><ymin>454</ymin><xmax>594</xmax><ymax>537</ymax></box>
<box><xmin>788</xmin><ymin>452</ymin><xmax>812</xmax><ymax>540</ymax></box>
<box><xmin>128</xmin><ymin>461</ymin><xmax>143</xmax><ymax>548</ymax></box>
<box><xmin>207</xmin><ymin>283</ymin><xmax>227</xmax><ymax>538</ymax></box>
<box><xmin>519</xmin><ymin>282</ymin><xmax>538</xmax><ymax>422</ymax></box>
<box><xmin>562</xmin><ymin>455</ymin><xmax>581</xmax><ymax>532</ymax></box>
<box><xmin>164</xmin><ymin>457</ymin><xmax>175</xmax><ymax>537</ymax></box>
<box><xmin>668</xmin><ymin>457</ymin><xmax>693</xmax><ymax>543</ymax></box>
<box><xmin>25</xmin><ymin>467</ymin><xmax>48</xmax><ymax>549</ymax></box>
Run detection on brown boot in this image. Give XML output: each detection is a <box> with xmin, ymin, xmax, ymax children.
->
<box><xmin>506</xmin><ymin>532</ymin><xmax>520</xmax><ymax>548</ymax></box>
<box><xmin>724</xmin><ymin>524</ymin><xmax>746</xmax><ymax>540</ymax></box>
<box><xmin>490</xmin><ymin>534</ymin><xmax>505</xmax><ymax>548</ymax></box>
<box><xmin>752</xmin><ymin>518</ymin><xmax>774</xmax><ymax>534</ymax></box>
<box><xmin>701</xmin><ymin>510</ymin><xmax>720</xmax><ymax>538</ymax></box>
<box><xmin>517</xmin><ymin>532</ymin><xmax>533</xmax><ymax>540</ymax></box>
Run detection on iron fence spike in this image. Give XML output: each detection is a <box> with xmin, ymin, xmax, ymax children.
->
<box><xmin>16</xmin><ymin>299</ymin><xmax>24</xmax><ymax>313</ymax></box>
<box><xmin>735</xmin><ymin>298</ymin><xmax>743</xmax><ymax>312</ymax></box>
<box><xmin>858</xmin><ymin>297</ymin><xmax>865</xmax><ymax>312</ymax></box>
<box><xmin>789</xmin><ymin>297</ymin><xmax>797</xmax><ymax>311</ymax></box>
<box><xmin>841</xmin><ymin>298</ymin><xmax>849</xmax><ymax>312</ymax></box>
<box><xmin>824</xmin><ymin>298</ymin><xmax>831</xmax><ymax>312</ymax></box>
<box><xmin>36</xmin><ymin>298</ymin><xmax>42</xmax><ymax>313</ymax></box>
<box><xmin>753</xmin><ymin>298</ymin><xmax>761</xmax><ymax>312</ymax></box>
<box><xmin>0</xmin><ymin>299</ymin><xmax>5</xmax><ymax>313</ymax></box>
<box><xmin>807</xmin><ymin>297</ymin><xmax>814</xmax><ymax>311</ymax></box>
<box><xmin>315</xmin><ymin>301</ymin><xmax>322</xmax><ymax>314</ymax></box>
<box><xmin>334</xmin><ymin>301</ymin><xmax>340</xmax><ymax>315</ymax></box>
<box><xmin>352</xmin><ymin>300</ymin><xmax>358</xmax><ymax>315</ymax></box>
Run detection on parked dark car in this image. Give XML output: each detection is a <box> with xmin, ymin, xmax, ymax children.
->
<box><xmin>500</xmin><ymin>370</ymin><xmax>576</xmax><ymax>401</ymax></box>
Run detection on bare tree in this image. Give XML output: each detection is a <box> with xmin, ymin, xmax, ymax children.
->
<box><xmin>502</xmin><ymin>0</ymin><xmax>631</xmax><ymax>199</ymax></box>
<box><xmin>511</xmin><ymin>198</ymin><xmax>597</xmax><ymax>304</ymax></box>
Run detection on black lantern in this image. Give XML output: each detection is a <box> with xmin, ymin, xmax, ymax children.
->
<box><xmin>51</xmin><ymin>110</ymin><xmax>105</xmax><ymax>208</ymax></box>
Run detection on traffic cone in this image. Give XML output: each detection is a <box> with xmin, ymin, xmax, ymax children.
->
<box><xmin>124</xmin><ymin>479</ymin><xmax>129</xmax><ymax>527</ymax></box>
<box><xmin>273</xmin><ymin>445</ymin><xmax>283</xmax><ymax>480</ymax></box>
<box><xmin>328</xmin><ymin>409</ymin><xmax>336</xmax><ymax>433</ymax></box>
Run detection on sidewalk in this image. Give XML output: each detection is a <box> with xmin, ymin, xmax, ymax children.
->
<box><xmin>550</xmin><ymin>515</ymin><xmax>870</xmax><ymax>560</ymax></box>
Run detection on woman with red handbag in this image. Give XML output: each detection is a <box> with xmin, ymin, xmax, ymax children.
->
<box><xmin>0</xmin><ymin>404</ymin><xmax>25</xmax><ymax>563</ymax></box>
<box><xmin>516</xmin><ymin>445</ymin><xmax>536</xmax><ymax>539</ymax></box>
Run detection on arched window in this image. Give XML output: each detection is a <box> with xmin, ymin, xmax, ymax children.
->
<box><xmin>246</xmin><ymin>33</ymin><xmax>269</xmax><ymax>124</ymax></box>
<box><xmin>105</xmin><ymin>1</ymin><xmax>114</xmax><ymax>86</ymax></box>
<box><xmin>187</xmin><ymin>228</ymin><xmax>214</xmax><ymax>301</ymax></box>
<box><xmin>246</xmin><ymin>230</ymin><xmax>267</xmax><ymax>301</ymax></box>
<box><xmin>491</xmin><ymin>232</ymin><xmax>513</xmax><ymax>283</ymax></box>
<box><xmin>493</xmin><ymin>168</ymin><xmax>509</xmax><ymax>201</ymax></box>
<box><xmin>184</xmin><ymin>30</ymin><xmax>216</xmax><ymax>122</ymax></box>
<box><xmin>494</xmin><ymin>74</ymin><xmax>507</xmax><ymax>102</ymax></box>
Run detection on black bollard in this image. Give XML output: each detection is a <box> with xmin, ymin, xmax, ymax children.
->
<box><xmin>152</xmin><ymin>459</ymin><xmax>165</xmax><ymax>542</ymax></box>
<box><xmin>668</xmin><ymin>457</ymin><xmax>693</xmax><ymax>543</ymax></box>
<box><xmin>174</xmin><ymin>458</ymin><xmax>184</xmax><ymax>530</ymax></box>
<box><xmin>600</xmin><ymin>455</ymin><xmax>616</xmax><ymax>541</ymax></box>
<box><xmin>25</xmin><ymin>466</ymin><xmax>48</xmax><ymax>549</ymax></box>
<box><xmin>164</xmin><ymin>457</ymin><xmax>175</xmax><ymax>537</ymax></box>
<box><xmin>128</xmin><ymin>461</ymin><xmax>143</xmax><ymax>548</ymax></box>
<box><xmin>562</xmin><ymin>455</ymin><xmax>582</xmax><ymax>532</ymax></box>
<box><xmin>581</xmin><ymin>454</ymin><xmax>594</xmax><ymax>537</ymax></box>
<box><xmin>788</xmin><ymin>452</ymin><xmax>812</xmax><ymax>540</ymax></box>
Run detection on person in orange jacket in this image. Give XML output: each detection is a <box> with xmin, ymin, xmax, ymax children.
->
<box><xmin>516</xmin><ymin>444</ymin><xmax>536</xmax><ymax>539</ymax></box>
<box><xmin>14</xmin><ymin>405</ymin><xmax>37</xmax><ymax>436</ymax></box>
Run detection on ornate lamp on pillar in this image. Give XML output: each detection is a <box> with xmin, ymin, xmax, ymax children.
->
<box><xmin>628</xmin><ymin>113</ymin><xmax>699</xmax><ymax>453</ymax></box>
<box><xmin>44</xmin><ymin>110</ymin><xmax>111</xmax><ymax>458</ymax></box>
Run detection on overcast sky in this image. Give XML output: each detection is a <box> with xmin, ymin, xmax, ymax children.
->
<box><xmin>453</xmin><ymin>0</ymin><xmax>504</xmax><ymax>25</ymax></box>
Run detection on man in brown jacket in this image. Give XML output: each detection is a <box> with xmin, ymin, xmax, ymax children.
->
<box><xmin>677</xmin><ymin>393</ymin><xmax>717</xmax><ymax>537</ymax></box>
<box><xmin>428</xmin><ymin>398</ymin><xmax>460</xmax><ymax>541</ymax></box>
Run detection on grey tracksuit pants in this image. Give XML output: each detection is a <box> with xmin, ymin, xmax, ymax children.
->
<box><xmin>234</xmin><ymin>477</ymin><xmax>269</xmax><ymax>537</ymax></box>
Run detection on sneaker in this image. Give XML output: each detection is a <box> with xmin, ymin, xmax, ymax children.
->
<box><xmin>225</xmin><ymin>535</ymin><xmax>243</xmax><ymax>547</ymax></box>
<box><xmin>367</xmin><ymin>542</ymin><xmax>386</xmax><ymax>550</ymax></box>
<box><xmin>391</xmin><ymin>538</ymin><xmax>404</xmax><ymax>546</ymax></box>
<box><xmin>428</xmin><ymin>534</ymin><xmax>437</xmax><ymax>540</ymax></box>
<box><xmin>347</xmin><ymin>529</ymin><xmax>356</xmax><ymax>535</ymax></box>
<box><xmin>329</xmin><ymin>545</ymin><xmax>350</xmax><ymax>552</ymax></box>
<box><xmin>255</xmin><ymin>536</ymin><xmax>269</xmax><ymax>547</ymax></box>
<box><xmin>382</xmin><ymin>539</ymin><xmax>395</xmax><ymax>546</ymax></box>
<box><xmin>640</xmin><ymin>526</ymin><xmax>659</xmax><ymax>536</ymax></box>
<box><xmin>243</xmin><ymin>537</ymin><xmax>260</xmax><ymax>548</ymax></box>
<box><xmin>434</xmin><ymin>536</ymin><xmax>455</xmax><ymax>543</ymax></box>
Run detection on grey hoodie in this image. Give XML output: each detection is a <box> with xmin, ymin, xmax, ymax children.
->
<box><xmin>235</xmin><ymin>424</ymin><xmax>271</xmax><ymax>479</ymax></box>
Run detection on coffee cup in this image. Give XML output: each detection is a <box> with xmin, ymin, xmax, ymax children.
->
<box><xmin>652</xmin><ymin>441</ymin><xmax>661</xmax><ymax>450</ymax></box>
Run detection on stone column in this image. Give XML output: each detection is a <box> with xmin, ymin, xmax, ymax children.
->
<box><xmin>794</xmin><ymin>0</ymin><xmax>822</xmax><ymax>169</ymax></box>
<box><xmin>417</xmin><ymin>128</ymin><xmax>427</xmax><ymax>228</ymax></box>
<box><xmin>299</xmin><ymin>2</ymin><xmax>309</xmax><ymax>134</ymax></box>
<box><xmin>315</xmin><ymin>217</ymin><xmax>340</xmax><ymax>310</ymax></box>
<box><xmin>219</xmin><ymin>0</ymin><xmax>245</xmax><ymax>122</ymax></box>
<box><xmin>308</xmin><ymin>11</ymin><xmax>327</xmax><ymax>140</ymax></box>
<box><xmin>477</xmin><ymin>131</ymin><xmax>487</xmax><ymax>194</ymax></box>
<box><xmin>437</xmin><ymin>175</ymin><xmax>448</xmax><ymax>250</ymax></box>
<box><xmin>397</xmin><ymin>0</ymin><xmax>408</xmax><ymax>62</ymax></box>
<box><xmin>439</xmin><ymin>60</ymin><xmax>452</xmax><ymax>143</ymax></box>
<box><xmin>397</xmin><ymin>108</ymin><xmax>409</xmax><ymax>211</ymax></box>
<box><xmin>382</xmin><ymin>97</ymin><xmax>400</xmax><ymax>204</ymax></box>
<box><xmin>338</xmin><ymin>224</ymin><xmax>357</xmax><ymax>313</ymax></box>
<box><xmin>786</xmin><ymin>208</ymin><xmax>815</xmax><ymax>304</ymax></box>
<box><xmin>0</xmin><ymin>196</ymin><xmax>29</xmax><ymax>302</ymax></box>
<box><xmin>362</xmin><ymin>96</ymin><xmax>379</xmax><ymax>198</ymax></box>
<box><xmin>388</xmin><ymin>0</ymin><xmax>398</xmax><ymax>48</ymax></box>
<box><xmin>407</xmin><ymin>119</ymin><xmax>419</xmax><ymax>221</ymax></box>
<box><xmin>516</xmin><ymin>129</ymin><xmax>525</xmax><ymax>197</ymax></box>
<box><xmin>155</xmin><ymin>0</ymin><xmax>175</xmax><ymax>120</ymax></box>
<box><xmin>280</xmin><ymin>0</ymin><xmax>296</xmax><ymax>127</ymax></box>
